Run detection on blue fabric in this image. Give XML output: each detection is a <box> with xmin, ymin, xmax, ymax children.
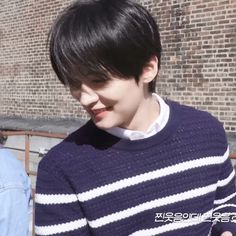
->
<box><xmin>0</xmin><ymin>148</ymin><xmax>31</xmax><ymax>236</ymax></box>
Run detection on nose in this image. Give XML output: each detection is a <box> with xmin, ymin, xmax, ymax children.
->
<box><xmin>71</xmin><ymin>83</ymin><xmax>99</xmax><ymax>107</ymax></box>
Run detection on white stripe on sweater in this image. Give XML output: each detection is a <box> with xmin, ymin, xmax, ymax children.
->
<box><xmin>129</xmin><ymin>209</ymin><xmax>214</xmax><ymax>236</ymax></box>
<box><xmin>217</xmin><ymin>169</ymin><xmax>235</xmax><ymax>187</ymax></box>
<box><xmin>35</xmin><ymin>148</ymin><xmax>229</xmax><ymax>205</ymax></box>
<box><xmin>35</xmin><ymin>193</ymin><xmax>78</xmax><ymax>205</ymax></box>
<box><xmin>93</xmin><ymin>172</ymin><xmax>235</xmax><ymax>230</ymax></box>
<box><xmin>78</xmin><ymin>148</ymin><xmax>229</xmax><ymax>202</ymax></box>
<box><xmin>35</xmin><ymin>171</ymin><xmax>234</xmax><ymax>232</ymax></box>
<box><xmin>35</xmin><ymin>218</ymin><xmax>87</xmax><ymax>235</ymax></box>
<box><xmin>214</xmin><ymin>192</ymin><xmax>236</xmax><ymax>205</ymax></box>
<box><xmin>213</xmin><ymin>203</ymin><xmax>236</xmax><ymax>212</ymax></box>
<box><xmin>87</xmin><ymin>183</ymin><xmax>218</xmax><ymax>228</ymax></box>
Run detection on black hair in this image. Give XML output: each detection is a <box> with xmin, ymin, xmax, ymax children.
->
<box><xmin>49</xmin><ymin>0</ymin><xmax>162</xmax><ymax>92</ymax></box>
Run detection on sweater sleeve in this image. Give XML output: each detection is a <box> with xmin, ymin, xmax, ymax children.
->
<box><xmin>35</xmin><ymin>158</ymin><xmax>91</xmax><ymax>236</ymax></box>
<box><xmin>211</xmin><ymin>147</ymin><xmax>236</xmax><ymax>236</ymax></box>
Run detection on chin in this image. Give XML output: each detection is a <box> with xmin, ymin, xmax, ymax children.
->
<box><xmin>93</xmin><ymin>119</ymin><xmax>117</xmax><ymax>130</ymax></box>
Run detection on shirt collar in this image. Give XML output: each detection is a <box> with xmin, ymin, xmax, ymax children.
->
<box><xmin>106</xmin><ymin>93</ymin><xmax>170</xmax><ymax>140</ymax></box>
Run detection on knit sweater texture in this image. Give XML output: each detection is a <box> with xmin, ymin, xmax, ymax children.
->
<box><xmin>35</xmin><ymin>100</ymin><xmax>236</xmax><ymax>236</ymax></box>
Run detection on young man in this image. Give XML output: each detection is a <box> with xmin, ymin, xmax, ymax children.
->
<box><xmin>0</xmin><ymin>132</ymin><xmax>31</xmax><ymax>236</ymax></box>
<box><xmin>35</xmin><ymin>0</ymin><xmax>236</xmax><ymax>235</ymax></box>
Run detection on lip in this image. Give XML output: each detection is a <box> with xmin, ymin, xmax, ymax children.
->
<box><xmin>90</xmin><ymin>107</ymin><xmax>112</xmax><ymax>120</ymax></box>
<box><xmin>92</xmin><ymin>108</ymin><xmax>109</xmax><ymax>115</ymax></box>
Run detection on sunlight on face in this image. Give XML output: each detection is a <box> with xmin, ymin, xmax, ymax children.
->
<box><xmin>70</xmin><ymin>74</ymin><xmax>147</xmax><ymax>130</ymax></box>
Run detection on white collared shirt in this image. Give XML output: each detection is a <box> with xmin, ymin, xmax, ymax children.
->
<box><xmin>106</xmin><ymin>93</ymin><xmax>170</xmax><ymax>140</ymax></box>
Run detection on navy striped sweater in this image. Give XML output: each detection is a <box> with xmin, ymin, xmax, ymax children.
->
<box><xmin>35</xmin><ymin>100</ymin><xmax>236</xmax><ymax>236</ymax></box>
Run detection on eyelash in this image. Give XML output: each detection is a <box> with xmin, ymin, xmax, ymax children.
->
<box><xmin>70</xmin><ymin>78</ymin><xmax>108</xmax><ymax>91</ymax></box>
<box><xmin>91</xmin><ymin>79</ymin><xmax>105</xmax><ymax>83</ymax></box>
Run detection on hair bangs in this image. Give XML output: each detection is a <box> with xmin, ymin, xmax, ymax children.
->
<box><xmin>49</xmin><ymin>0</ymin><xmax>162</xmax><ymax>92</ymax></box>
<box><xmin>49</xmin><ymin>6</ymin><xmax>127</xmax><ymax>87</ymax></box>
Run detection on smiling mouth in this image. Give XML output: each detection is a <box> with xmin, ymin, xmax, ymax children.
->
<box><xmin>91</xmin><ymin>107</ymin><xmax>112</xmax><ymax>117</ymax></box>
<box><xmin>92</xmin><ymin>108</ymin><xmax>108</xmax><ymax>115</ymax></box>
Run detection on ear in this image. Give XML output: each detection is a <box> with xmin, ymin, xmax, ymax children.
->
<box><xmin>140</xmin><ymin>56</ymin><xmax>158</xmax><ymax>84</ymax></box>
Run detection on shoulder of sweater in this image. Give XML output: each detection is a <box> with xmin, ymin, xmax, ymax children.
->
<box><xmin>166</xmin><ymin>100</ymin><xmax>226</xmax><ymax>138</ymax></box>
<box><xmin>38</xmin><ymin>119</ymin><xmax>118</xmax><ymax>170</ymax></box>
<box><xmin>167</xmin><ymin>99</ymin><xmax>221</xmax><ymax>123</ymax></box>
<box><xmin>38</xmin><ymin>120</ymin><xmax>93</xmax><ymax>167</ymax></box>
<box><xmin>167</xmin><ymin>100</ymin><xmax>226</xmax><ymax>141</ymax></box>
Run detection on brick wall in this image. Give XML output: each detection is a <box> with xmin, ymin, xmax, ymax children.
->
<box><xmin>1</xmin><ymin>0</ymin><xmax>236</xmax><ymax>132</ymax></box>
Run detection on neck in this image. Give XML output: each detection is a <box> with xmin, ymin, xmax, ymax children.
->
<box><xmin>120</xmin><ymin>94</ymin><xmax>160</xmax><ymax>132</ymax></box>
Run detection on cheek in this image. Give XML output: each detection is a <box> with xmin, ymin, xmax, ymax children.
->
<box><xmin>97</xmin><ymin>87</ymin><xmax>128</xmax><ymax>106</ymax></box>
<box><xmin>97</xmin><ymin>80</ymin><xmax>141</xmax><ymax>109</ymax></box>
<box><xmin>114</xmin><ymin>90</ymin><xmax>142</xmax><ymax>115</ymax></box>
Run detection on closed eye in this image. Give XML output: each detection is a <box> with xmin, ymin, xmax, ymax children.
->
<box><xmin>89</xmin><ymin>77</ymin><xmax>110</xmax><ymax>87</ymax></box>
<box><xmin>91</xmin><ymin>79</ymin><xmax>106</xmax><ymax>83</ymax></box>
